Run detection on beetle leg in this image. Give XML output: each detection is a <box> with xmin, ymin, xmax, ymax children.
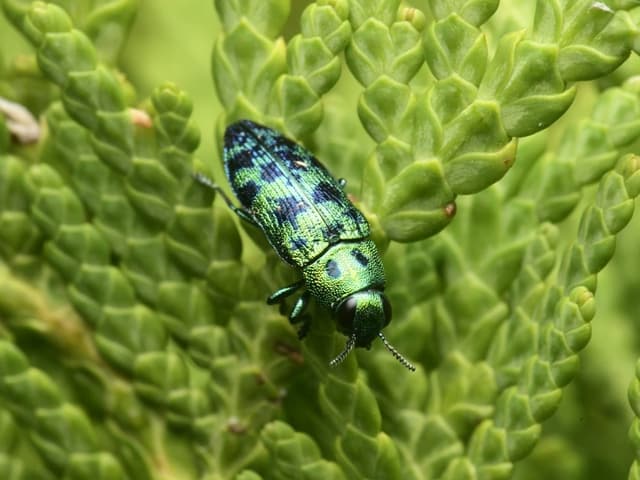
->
<box><xmin>289</xmin><ymin>291</ymin><xmax>311</xmax><ymax>321</ymax></box>
<box><xmin>266</xmin><ymin>280</ymin><xmax>304</xmax><ymax>305</ymax></box>
<box><xmin>289</xmin><ymin>291</ymin><xmax>312</xmax><ymax>339</ymax></box>
<box><xmin>233</xmin><ymin>208</ymin><xmax>259</xmax><ymax>226</ymax></box>
<box><xmin>296</xmin><ymin>316</ymin><xmax>312</xmax><ymax>339</ymax></box>
<box><xmin>338</xmin><ymin>178</ymin><xmax>347</xmax><ymax>190</ymax></box>
<box><xmin>192</xmin><ymin>172</ymin><xmax>259</xmax><ymax>227</ymax></box>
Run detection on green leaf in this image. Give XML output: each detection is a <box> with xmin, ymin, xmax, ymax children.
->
<box><xmin>1</xmin><ymin>1</ymin><xmax>640</xmax><ymax>479</ymax></box>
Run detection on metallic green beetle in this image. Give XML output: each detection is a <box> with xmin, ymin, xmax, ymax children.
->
<box><xmin>195</xmin><ymin>120</ymin><xmax>414</xmax><ymax>370</ymax></box>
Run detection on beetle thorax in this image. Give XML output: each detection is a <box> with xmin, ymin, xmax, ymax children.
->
<box><xmin>302</xmin><ymin>239</ymin><xmax>385</xmax><ymax>308</ymax></box>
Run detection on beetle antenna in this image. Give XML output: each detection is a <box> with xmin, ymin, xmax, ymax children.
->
<box><xmin>378</xmin><ymin>332</ymin><xmax>416</xmax><ymax>371</ymax></box>
<box><xmin>329</xmin><ymin>334</ymin><xmax>356</xmax><ymax>367</ymax></box>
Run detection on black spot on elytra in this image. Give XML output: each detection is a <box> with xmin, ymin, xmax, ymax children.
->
<box><xmin>351</xmin><ymin>249</ymin><xmax>369</xmax><ymax>267</ymax></box>
<box><xmin>274</xmin><ymin>196</ymin><xmax>307</xmax><ymax>228</ymax></box>
<box><xmin>229</xmin><ymin>148</ymin><xmax>254</xmax><ymax>171</ymax></box>
<box><xmin>260</xmin><ymin>162</ymin><xmax>285</xmax><ymax>181</ymax></box>
<box><xmin>273</xmin><ymin>138</ymin><xmax>315</xmax><ymax>168</ymax></box>
<box><xmin>312</xmin><ymin>181</ymin><xmax>341</xmax><ymax>203</ymax></box>
<box><xmin>290</xmin><ymin>237</ymin><xmax>308</xmax><ymax>251</ymax></box>
<box><xmin>274</xmin><ymin>136</ymin><xmax>299</xmax><ymax>155</ymax></box>
<box><xmin>236</xmin><ymin>181</ymin><xmax>259</xmax><ymax>205</ymax></box>
<box><xmin>326</xmin><ymin>259</ymin><xmax>341</xmax><ymax>279</ymax></box>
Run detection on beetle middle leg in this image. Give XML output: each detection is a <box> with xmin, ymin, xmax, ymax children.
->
<box><xmin>192</xmin><ymin>172</ymin><xmax>259</xmax><ymax>227</ymax></box>
<box><xmin>267</xmin><ymin>281</ymin><xmax>311</xmax><ymax>338</ymax></box>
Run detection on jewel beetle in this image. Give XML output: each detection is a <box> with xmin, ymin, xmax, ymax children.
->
<box><xmin>194</xmin><ymin>120</ymin><xmax>414</xmax><ymax>370</ymax></box>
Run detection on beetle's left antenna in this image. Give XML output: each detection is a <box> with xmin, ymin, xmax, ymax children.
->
<box><xmin>329</xmin><ymin>334</ymin><xmax>356</xmax><ymax>367</ymax></box>
<box><xmin>378</xmin><ymin>332</ymin><xmax>416</xmax><ymax>371</ymax></box>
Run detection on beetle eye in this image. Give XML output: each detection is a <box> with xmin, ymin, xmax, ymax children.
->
<box><xmin>336</xmin><ymin>296</ymin><xmax>358</xmax><ymax>333</ymax></box>
<box><xmin>381</xmin><ymin>295</ymin><xmax>392</xmax><ymax>327</ymax></box>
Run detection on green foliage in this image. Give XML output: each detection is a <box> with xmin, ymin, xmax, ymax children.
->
<box><xmin>1</xmin><ymin>1</ymin><xmax>640</xmax><ymax>479</ymax></box>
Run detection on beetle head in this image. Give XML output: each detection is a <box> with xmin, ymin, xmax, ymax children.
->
<box><xmin>329</xmin><ymin>290</ymin><xmax>415</xmax><ymax>371</ymax></box>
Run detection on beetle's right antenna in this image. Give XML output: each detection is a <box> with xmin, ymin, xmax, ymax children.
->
<box><xmin>329</xmin><ymin>334</ymin><xmax>356</xmax><ymax>367</ymax></box>
<box><xmin>378</xmin><ymin>332</ymin><xmax>416</xmax><ymax>371</ymax></box>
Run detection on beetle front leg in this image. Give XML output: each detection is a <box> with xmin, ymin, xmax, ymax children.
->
<box><xmin>266</xmin><ymin>279</ymin><xmax>304</xmax><ymax>305</ymax></box>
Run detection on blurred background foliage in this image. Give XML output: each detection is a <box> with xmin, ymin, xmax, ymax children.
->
<box><xmin>1</xmin><ymin>1</ymin><xmax>640</xmax><ymax>479</ymax></box>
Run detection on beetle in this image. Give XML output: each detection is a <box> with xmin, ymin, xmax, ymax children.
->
<box><xmin>194</xmin><ymin>120</ymin><xmax>414</xmax><ymax>370</ymax></box>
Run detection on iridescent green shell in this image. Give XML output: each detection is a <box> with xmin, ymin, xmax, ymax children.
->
<box><xmin>223</xmin><ymin>120</ymin><xmax>370</xmax><ymax>267</ymax></box>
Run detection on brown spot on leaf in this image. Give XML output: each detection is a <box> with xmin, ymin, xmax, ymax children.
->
<box><xmin>275</xmin><ymin>341</ymin><xmax>304</xmax><ymax>365</ymax></box>
<box><xmin>227</xmin><ymin>417</ymin><xmax>247</xmax><ymax>434</ymax></box>
<box><xmin>444</xmin><ymin>202</ymin><xmax>456</xmax><ymax>218</ymax></box>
